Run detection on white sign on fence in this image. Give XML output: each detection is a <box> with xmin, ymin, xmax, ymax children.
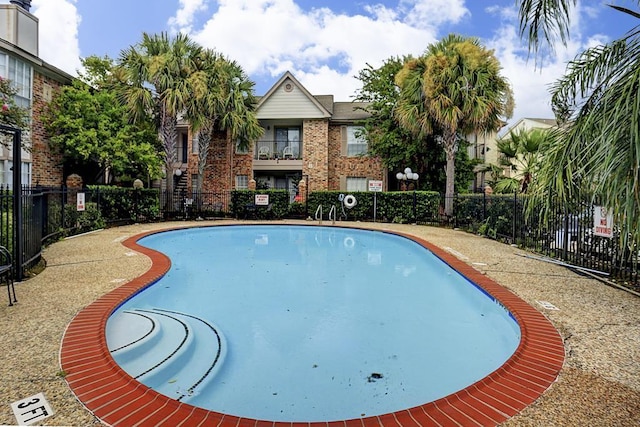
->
<box><xmin>368</xmin><ymin>180</ymin><xmax>383</xmax><ymax>192</ymax></box>
<box><xmin>593</xmin><ymin>206</ymin><xmax>613</xmax><ymax>238</ymax></box>
<box><xmin>255</xmin><ymin>194</ymin><xmax>269</xmax><ymax>206</ymax></box>
<box><xmin>11</xmin><ymin>392</ymin><xmax>54</xmax><ymax>426</ymax></box>
<box><xmin>76</xmin><ymin>192</ymin><xmax>85</xmax><ymax>211</ymax></box>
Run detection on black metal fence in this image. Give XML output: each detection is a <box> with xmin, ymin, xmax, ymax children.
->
<box><xmin>1</xmin><ymin>186</ymin><xmax>638</xmax><ymax>291</ymax></box>
<box><xmin>160</xmin><ymin>189</ymin><xmax>232</xmax><ymax>220</ymax></box>
<box><xmin>453</xmin><ymin>193</ymin><xmax>639</xmax><ymax>289</ymax></box>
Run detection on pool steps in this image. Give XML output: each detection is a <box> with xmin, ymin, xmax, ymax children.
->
<box><xmin>107</xmin><ymin>308</ymin><xmax>226</xmax><ymax>403</ymax></box>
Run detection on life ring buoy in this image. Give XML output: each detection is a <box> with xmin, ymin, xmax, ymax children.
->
<box><xmin>343</xmin><ymin>236</ymin><xmax>355</xmax><ymax>249</ymax></box>
<box><xmin>343</xmin><ymin>194</ymin><xmax>357</xmax><ymax>209</ymax></box>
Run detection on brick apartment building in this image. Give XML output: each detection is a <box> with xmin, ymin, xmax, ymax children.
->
<box><xmin>0</xmin><ymin>1</ymin><xmax>73</xmax><ymax>189</ymax></box>
<box><xmin>175</xmin><ymin>72</ymin><xmax>387</xmax><ymax>201</ymax></box>
<box><xmin>0</xmin><ymin>3</ymin><xmax>385</xmax><ymax>196</ymax></box>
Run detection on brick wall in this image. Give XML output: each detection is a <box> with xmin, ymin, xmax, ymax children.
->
<box><xmin>301</xmin><ymin>119</ymin><xmax>329</xmax><ymax>192</ymax></box>
<box><xmin>31</xmin><ymin>72</ymin><xmax>64</xmax><ymax>186</ymax></box>
<box><xmin>197</xmin><ymin>130</ymin><xmax>253</xmax><ymax>193</ymax></box>
<box><xmin>194</xmin><ymin>120</ymin><xmax>385</xmax><ymax>193</ymax></box>
<box><xmin>327</xmin><ymin>124</ymin><xmax>384</xmax><ymax>190</ymax></box>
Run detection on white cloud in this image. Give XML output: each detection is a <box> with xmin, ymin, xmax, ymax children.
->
<box><xmin>399</xmin><ymin>0</ymin><xmax>469</xmax><ymax>28</ymax></box>
<box><xmin>31</xmin><ymin>0</ymin><xmax>82</xmax><ymax>76</ymax></box>
<box><xmin>189</xmin><ymin>0</ymin><xmax>452</xmax><ymax>100</ymax></box>
<box><xmin>168</xmin><ymin>0</ymin><xmax>209</xmax><ymax>34</ymax></box>
<box><xmin>485</xmin><ymin>2</ymin><xmax>609</xmax><ymax>126</ymax></box>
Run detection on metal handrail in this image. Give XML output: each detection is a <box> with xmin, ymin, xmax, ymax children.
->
<box><xmin>315</xmin><ymin>204</ymin><xmax>322</xmax><ymax>224</ymax></box>
<box><xmin>328</xmin><ymin>205</ymin><xmax>336</xmax><ymax>225</ymax></box>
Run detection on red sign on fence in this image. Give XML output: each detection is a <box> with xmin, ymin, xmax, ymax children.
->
<box><xmin>76</xmin><ymin>193</ymin><xmax>85</xmax><ymax>212</ymax></box>
<box><xmin>593</xmin><ymin>206</ymin><xmax>613</xmax><ymax>238</ymax></box>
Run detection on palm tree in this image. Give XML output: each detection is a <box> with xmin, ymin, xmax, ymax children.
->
<box><xmin>518</xmin><ymin>1</ymin><xmax>640</xmax><ymax>243</ymax></box>
<box><xmin>491</xmin><ymin>128</ymin><xmax>549</xmax><ymax>193</ymax></box>
<box><xmin>115</xmin><ymin>32</ymin><xmax>209</xmax><ymax>196</ymax></box>
<box><xmin>394</xmin><ymin>34</ymin><xmax>513</xmax><ymax>216</ymax></box>
<box><xmin>192</xmin><ymin>53</ymin><xmax>263</xmax><ymax>192</ymax></box>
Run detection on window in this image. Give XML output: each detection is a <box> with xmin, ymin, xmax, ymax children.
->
<box><xmin>0</xmin><ymin>54</ymin><xmax>32</xmax><ymax>110</ymax></box>
<box><xmin>191</xmin><ymin>174</ymin><xmax>199</xmax><ymax>195</ymax></box>
<box><xmin>275</xmin><ymin>127</ymin><xmax>300</xmax><ymax>158</ymax></box>
<box><xmin>346</xmin><ymin>177</ymin><xmax>367</xmax><ymax>192</ymax></box>
<box><xmin>346</xmin><ymin>126</ymin><xmax>367</xmax><ymax>156</ymax></box>
<box><xmin>235</xmin><ymin>139</ymin><xmax>249</xmax><ymax>154</ymax></box>
<box><xmin>235</xmin><ymin>175</ymin><xmax>248</xmax><ymax>189</ymax></box>
<box><xmin>0</xmin><ymin>160</ymin><xmax>30</xmax><ymax>189</ymax></box>
<box><xmin>21</xmin><ymin>162</ymin><xmax>31</xmax><ymax>186</ymax></box>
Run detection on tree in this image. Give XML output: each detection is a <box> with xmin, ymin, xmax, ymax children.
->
<box><xmin>354</xmin><ymin>56</ymin><xmax>477</xmax><ymax>192</ymax></box>
<box><xmin>115</xmin><ymin>32</ymin><xmax>262</xmax><ymax>195</ymax></box>
<box><xmin>518</xmin><ymin>1</ymin><xmax>640</xmax><ymax>243</ymax></box>
<box><xmin>115</xmin><ymin>32</ymin><xmax>210</xmax><ymax>196</ymax></box>
<box><xmin>43</xmin><ymin>56</ymin><xmax>162</xmax><ymax>184</ymax></box>
<box><xmin>489</xmin><ymin>128</ymin><xmax>548</xmax><ymax>193</ymax></box>
<box><xmin>193</xmin><ymin>54</ymin><xmax>262</xmax><ymax>192</ymax></box>
<box><xmin>395</xmin><ymin>34</ymin><xmax>514</xmax><ymax>216</ymax></box>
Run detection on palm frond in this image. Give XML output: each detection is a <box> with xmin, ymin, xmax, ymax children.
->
<box><xmin>518</xmin><ymin>0</ymin><xmax>576</xmax><ymax>56</ymax></box>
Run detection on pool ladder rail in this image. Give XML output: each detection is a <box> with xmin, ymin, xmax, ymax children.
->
<box><xmin>314</xmin><ymin>204</ymin><xmax>337</xmax><ymax>225</ymax></box>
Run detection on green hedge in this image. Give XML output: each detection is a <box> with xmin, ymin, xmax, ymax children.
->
<box><xmin>307</xmin><ymin>190</ymin><xmax>441</xmax><ymax>224</ymax></box>
<box><xmin>230</xmin><ymin>189</ymin><xmax>290</xmax><ymax>219</ymax></box>
<box><xmin>87</xmin><ymin>186</ymin><xmax>160</xmax><ymax>223</ymax></box>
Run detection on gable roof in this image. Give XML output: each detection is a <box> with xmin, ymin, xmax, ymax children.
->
<box><xmin>256</xmin><ymin>71</ymin><xmax>331</xmax><ymax>119</ymax></box>
<box><xmin>500</xmin><ymin>117</ymin><xmax>558</xmax><ymax>137</ymax></box>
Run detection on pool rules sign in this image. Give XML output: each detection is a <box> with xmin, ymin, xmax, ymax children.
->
<box><xmin>11</xmin><ymin>392</ymin><xmax>54</xmax><ymax>425</ymax></box>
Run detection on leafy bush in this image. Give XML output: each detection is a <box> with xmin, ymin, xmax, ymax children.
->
<box><xmin>306</xmin><ymin>190</ymin><xmax>440</xmax><ymax>223</ymax></box>
<box><xmin>63</xmin><ymin>203</ymin><xmax>105</xmax><ymax>234</ymax></box>
<box><xmin>231</xmin><ymin>189</ymin><xmax>289</xmax><ymax>219</ymax></box>
<box><xmin>87</xmin><ymin>186</ymin><xmax>160</xmax><ymax>223</ymax></box>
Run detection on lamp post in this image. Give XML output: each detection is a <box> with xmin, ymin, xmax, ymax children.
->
<box><xmin>396</xmin><ymin>167</ymin><xmax>419</xmax><ymax>224</ymax></box>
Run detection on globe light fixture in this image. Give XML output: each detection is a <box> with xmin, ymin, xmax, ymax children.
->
<box><xmin>396</xmin><ymin>167</ymin><xmax>420</xmax><ymax>224</ymax></box>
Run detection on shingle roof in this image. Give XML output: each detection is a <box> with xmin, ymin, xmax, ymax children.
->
<box><xmin>314</xmin><ymin>95</ymin><xmax>334</xmax><ymax>114</ymax></box>
<box><xmin>331</xmin><ymin>101</ymin><xmax>371</xmax><ymax>122</ymax></box>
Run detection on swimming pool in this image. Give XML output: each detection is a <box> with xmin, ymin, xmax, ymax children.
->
<box><xmin>106</xmin><ymin>225</ymin><xmax>520</xmax><ymax>422</ymax></box>
<box><xmin>60</xmin><ymin>223</ymin><xmax>565</xmax><ymax>426</ymax></box>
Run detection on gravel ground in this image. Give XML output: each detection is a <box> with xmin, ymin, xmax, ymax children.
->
<box><xmin>0</xmin><ymin>220</ymin><xmax>638</xmax><ymax>426</ymax></box>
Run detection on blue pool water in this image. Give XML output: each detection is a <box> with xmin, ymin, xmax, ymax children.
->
<box><xmin>106</xmin><ymin>225</ymin><xmax>520</xmax><ymax>422</ymax></box>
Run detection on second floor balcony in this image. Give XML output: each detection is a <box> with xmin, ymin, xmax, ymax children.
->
<box><xmin>254</xmin><ymin>140</ymin><xmax>302</xmax><ymax>161</ymax></box>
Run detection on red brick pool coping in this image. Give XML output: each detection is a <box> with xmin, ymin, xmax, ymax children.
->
<box><xmin>60</xmin><ymin>225</ymin><xmax>565</xmax><ymax>426</ymax></box>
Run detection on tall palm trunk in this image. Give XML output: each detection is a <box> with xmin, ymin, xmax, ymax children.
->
<box><xmin>196</xmin><ymin>124</ymin><xmax>213</xmax><ymax>193</ymax></box>
<box><xmin>160</xmin><ymin>106</ymin><xmax>178</xmax><ymax>198</ymax></box>
<box><xmin>443</xmin><ymin>130</ymin><xmax>457</xmax><ymax>217</ymax></box>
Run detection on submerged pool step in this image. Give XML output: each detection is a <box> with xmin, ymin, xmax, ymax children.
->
<box><xmin>107</xmin><ymin>308</ymin><xmax>226</xmax><ymax>401</ymax></box>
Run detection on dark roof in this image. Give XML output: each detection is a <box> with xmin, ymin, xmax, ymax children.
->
<box><xmin>331</xmin><ymin>101</ymin><xmax>371</xmax><ymax>122</ymax></box>
<box><xmin>313</xmin><ymin>95</ymin><xmax>334</xmax><ymax>114</ymax></box>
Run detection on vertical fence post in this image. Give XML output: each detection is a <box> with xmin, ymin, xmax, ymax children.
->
<box><xmin>0</xmin><ymin>125</ymin><xmax>24</xmax><ymax>281</ymax></box>
<box><xmin>13</xmin><ymin>131</ymin><xmax>23</xmax><ymax>280</ymax></box>
<box><xmin>512</xmin><ymin>192</ymin><xmax>517</xmax><ymax>244</ymax></box>
<box><xmin>562</xmin><ymin>207</ymin><xmax>570</xmax><ymax>261</ymax></box>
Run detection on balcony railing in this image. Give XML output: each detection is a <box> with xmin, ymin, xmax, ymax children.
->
<box><xmin>255</xmin><ymin>140</ymin><xmax>301</xmax><ymax>160</ymax></box>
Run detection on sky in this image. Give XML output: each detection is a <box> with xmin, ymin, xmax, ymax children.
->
<box><xmin>6</xmin><ymin>0</ymin><xmax>639</xmax><ymax>128</ymax></box>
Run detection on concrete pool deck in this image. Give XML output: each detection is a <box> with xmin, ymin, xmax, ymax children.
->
<box><xmin>1</xmin><ymin>220</ymin><xmax>639</xmax><ymax>426</ymax></box>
